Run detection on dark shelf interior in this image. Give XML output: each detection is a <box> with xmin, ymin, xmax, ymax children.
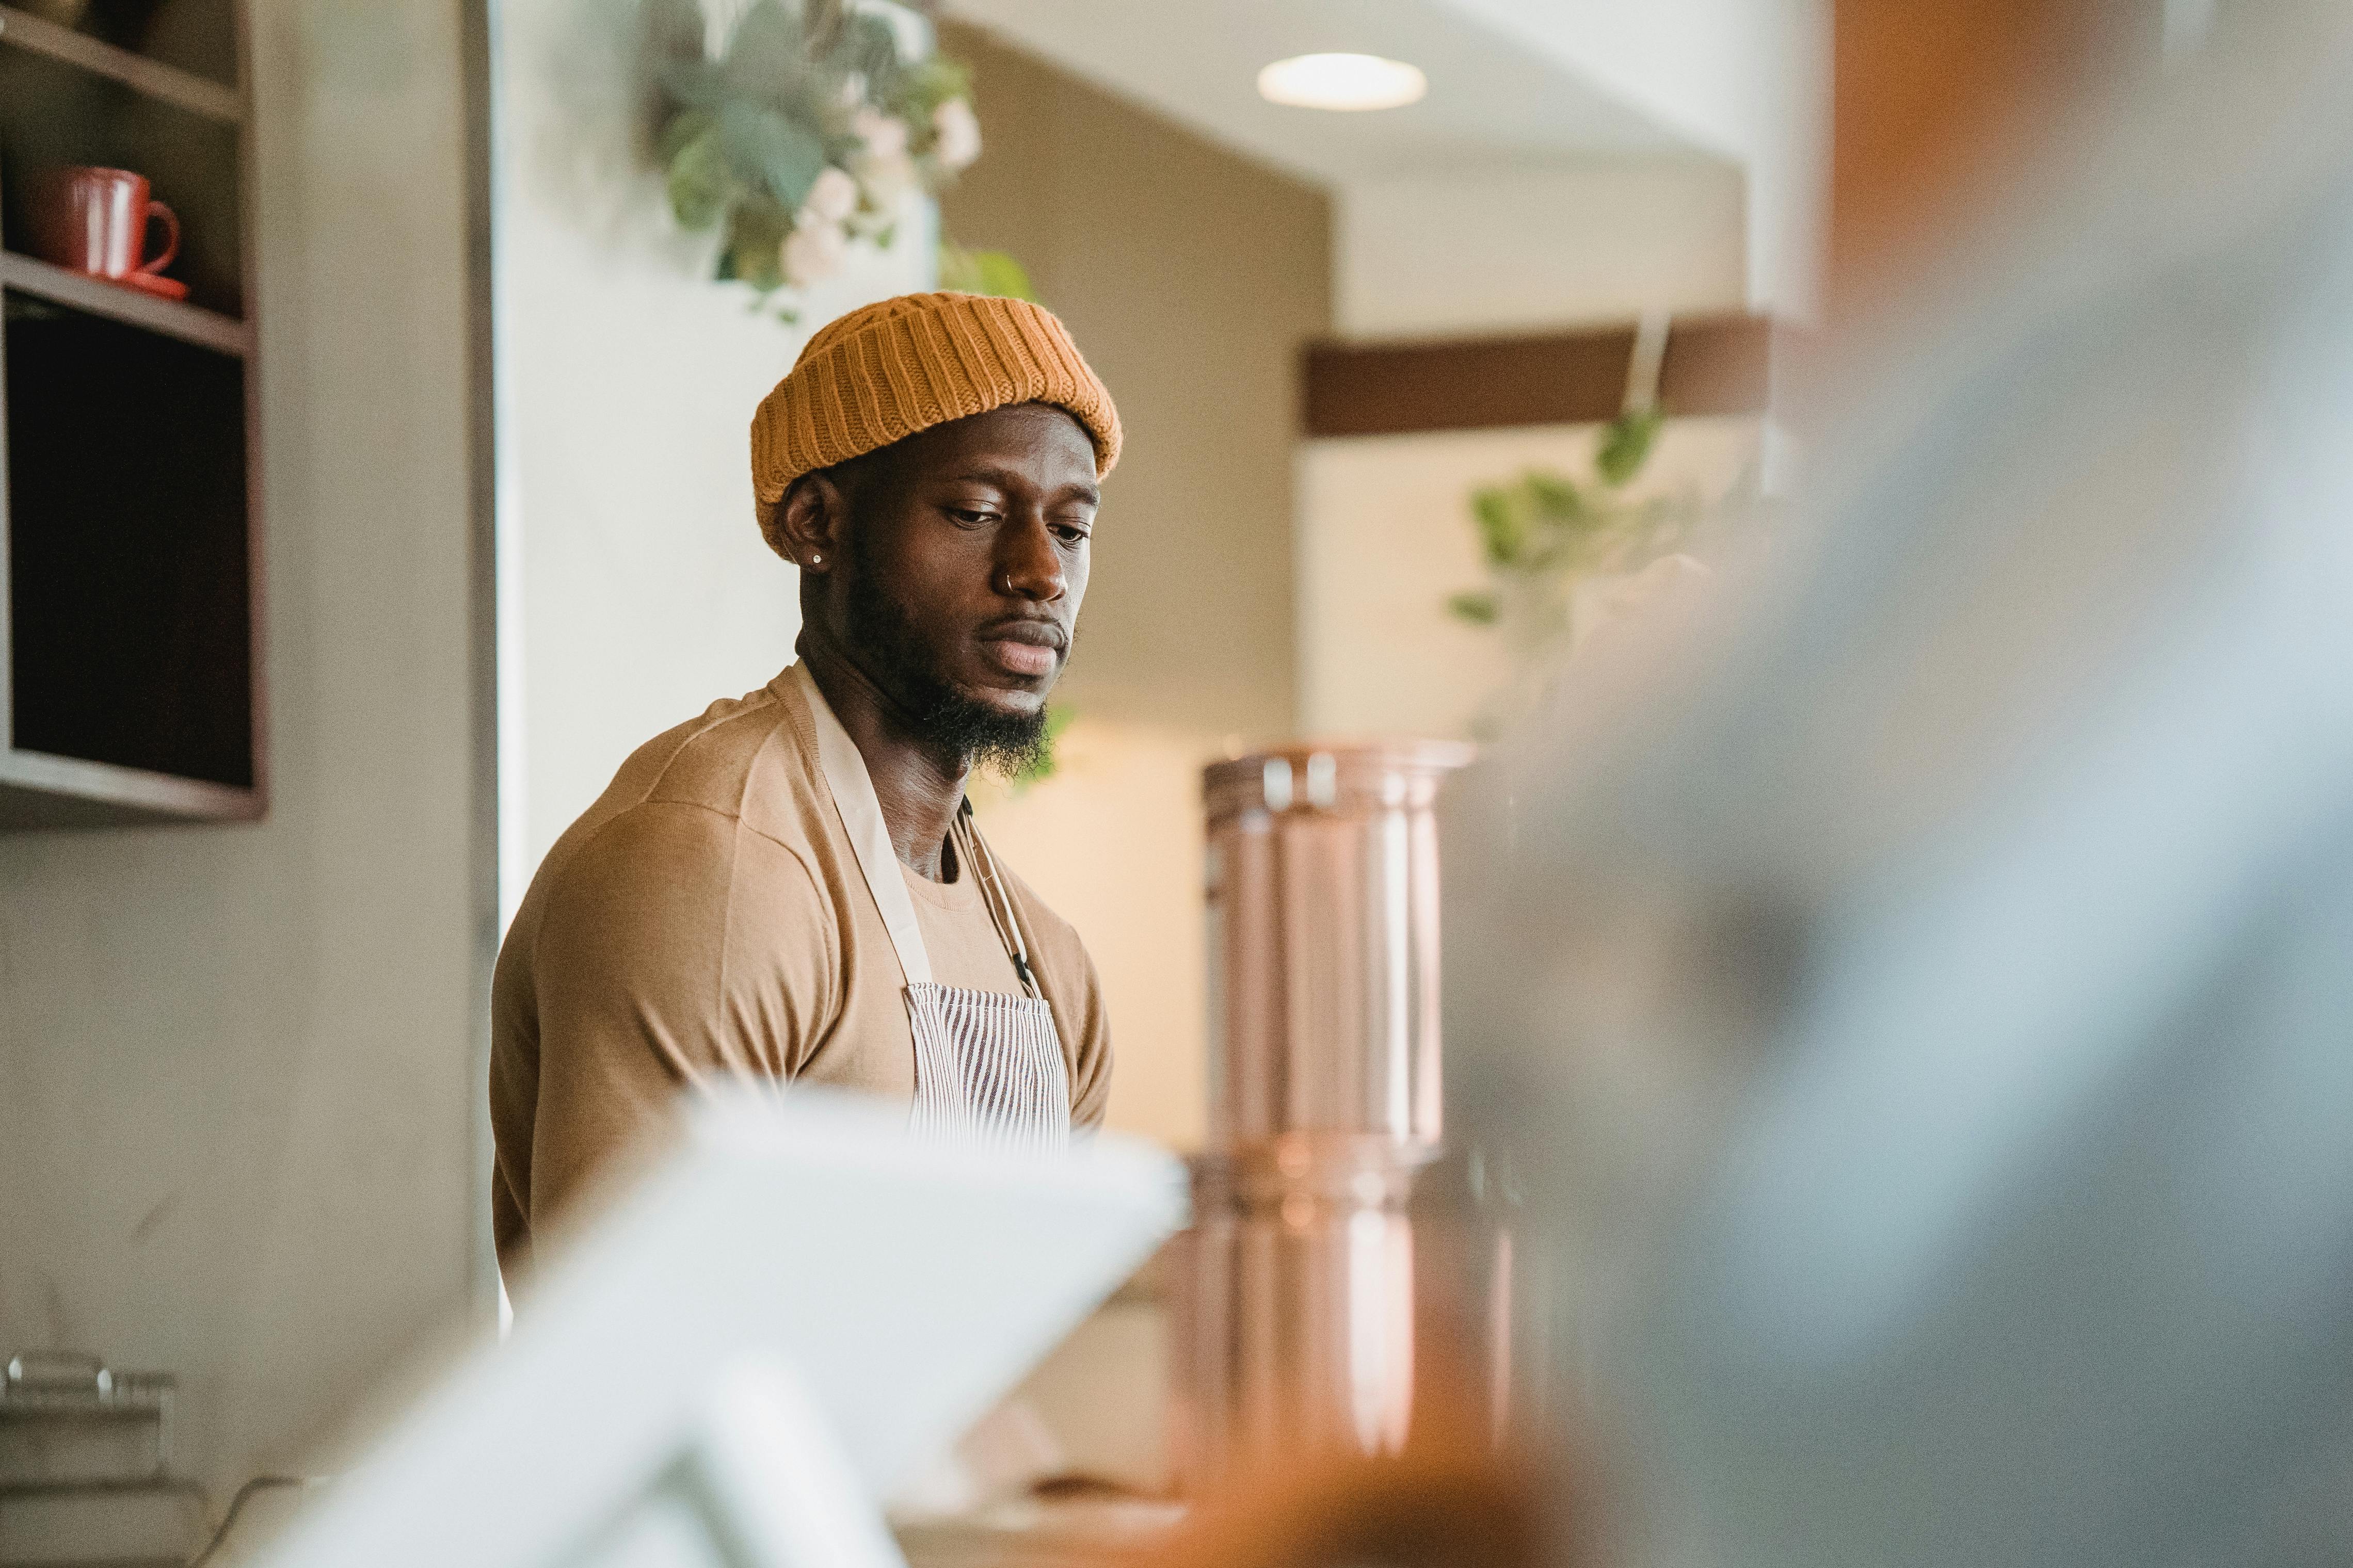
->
<box><xmin>5</xmin><ymin>289</ymin><xmax>251</xmax><ymax>787</ymax></box>
<box><xmin>5</xmin><ymin>0</ymin><xmax>238</xmax><ymax>87</ymax></box>
<box><xmin>0</xmin><ymin>39</ymin><xmax>243</xmax><ymax>316</ymax></box>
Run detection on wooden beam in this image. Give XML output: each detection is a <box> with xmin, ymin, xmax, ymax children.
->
<box><xmin>1301</xmin><ymin>313</ymin><xmax>1780</xmax><ymax>439</ymax></box>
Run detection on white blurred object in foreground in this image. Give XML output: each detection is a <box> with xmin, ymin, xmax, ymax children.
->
<box><xmin>255</xmin><ymin>1090</ymin><xmax>1185</xmax><ymax>1568</ymax></box>
<box><xmin>1445</xmin><ymin>6</ymin><xmax>2353</xmax><ymax>1566</ymax></box>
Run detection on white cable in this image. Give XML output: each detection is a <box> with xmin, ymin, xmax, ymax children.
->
<box><xmin>1623</xmin><ymin>309</ymin><xmax>1672</xmax><ymax>415</ymax></box>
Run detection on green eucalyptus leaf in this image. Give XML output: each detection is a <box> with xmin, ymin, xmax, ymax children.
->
<box><xmin>972</xmin><ymin>249</ymin><xmax>1035</xmax><ymax>301</ymax></box>
<box><xmin>1446</xmin><ymin>590</ymin><xmax>1500</xmax><ymax>625</ymax></box>
<box><xmin>1525</xmin><ymin>469</ymin><xmax>1583</xmax><ymax>519</ymax></box>
<box><xmin>1471</xmin><ymin>486</ymin><xmax>1530</xmax><ymax>568</ymax></box>
<box><xmin>898</xmin><ymin>55</ymin><xmax>972</xmax><ymax>116</ymax></box>
<box><xmin>718</xmin><ymin>99</ymin><xmax>827</xmax><ymax>211</ymax></box>
<box><xmin>938</xmin><ymin>243</ymin><xmax>1038</xmax><ymax>302</ymax></box>
<box><xmin>725</xmin><ymin>198</ymin><xmax>792</xmax><ymax>292</ymax></box>
<box><xmin>734</xmin><ymin>250</ymin><xmax>783</xmax><ymax>293</ymax></box>
<box><xmin>658</xmin><ymin>106</ymin><xmax>717</xmax><ymax>164</ymax></box>
<box><xmin>666</xmin><ymin>119</ymin><xmax>734</xmax><ymax>232</ymax></box>
<box><xmin>837</xmin><ymin>12</ymin><xmax>904</xmax><ymax>90</ymax></box>
<box><xmin>655</xmin><ymin>54</ymin><xmax>728</xmax><ymax>113</ymax></box>
<box><xmin>722</xmin><ymin>0</ymin><xmax>812</xmax><ymax>106</ymax></box>
<box><xmin>1596</xmin><ymin>408</ymin><xmax>1663</xmax><ymax>487</ymax></box>
<box><xmin>1008</xmin><ymin>702</ymin><xmax>1077</xmax><ymax>790</ymax></box>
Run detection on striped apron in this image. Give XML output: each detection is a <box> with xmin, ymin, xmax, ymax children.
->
<box><xmin>793</xmin><ymin>664</ymin><xmax>1073</xmax><ymax>1154</ymax></box>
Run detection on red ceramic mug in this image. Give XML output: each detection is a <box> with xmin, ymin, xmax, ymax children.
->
<box><xmin>34</xmin><ymin>166</ymin><xmax>184</xmax><ymax>299</ymax></box>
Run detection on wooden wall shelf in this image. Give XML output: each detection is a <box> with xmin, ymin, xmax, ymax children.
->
<box><xmin>0</xmin><ymin>0</ymin><xmax>262</xmax><ymax>830</ymax></box>
<box><xmin>0</xmin><ymin>747</ymin><xmax>258</xmax><ymax>828</ymax></box>
<box><xmin>0</xmin><ymin>5</ymin><xmax>243</xmax><ymax>123</ymax></box>
<box><xmin>0</xmin><ymin>250</ymin><xmax>248</xmax><ymax>354</ymax></box>
<box><xmin>1302</xmin><ymin>313</ymin><xmax>1783</xmax><ymax>439</ymax></box>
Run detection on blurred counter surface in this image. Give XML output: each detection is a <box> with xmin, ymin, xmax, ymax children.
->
<box><xmin>896</xmin><ymin>1493</ymin><xmax>1184</xmax><ymax>1568</ymax></box>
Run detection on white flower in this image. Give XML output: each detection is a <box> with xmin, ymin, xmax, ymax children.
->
<box><xmin>851</xmin><ymin>148</ymin><xmax>917</xmax><ymax>207</ymax></box>
<box><xmin>852</xmin><ymin>105</ymin><xmax>909</xmax><ymax>161</ymax></box>
<box><xmin>803</xmin><ymin>165</ymin><xmax>859</xmax><ymax>224</ymax></box>
<box><xmin>836</xmin><ymin>72</ymin><xmax>867</xmax><ymax>110</ymax></box>
<box><xmin>932</xmin><ymin>98</ymin><xmax>981</xmax><ymax>171</ymax></box>
<box><xmin>779</xmin><ymin>218</ymin><xmax>848</xmax><ymax>287</ymax></box>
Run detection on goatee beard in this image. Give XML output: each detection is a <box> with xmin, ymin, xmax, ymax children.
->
<box><xmin>842</xmin><ymin>562</ymin><xmax>1051</xmax><ymax>777</ymax></box>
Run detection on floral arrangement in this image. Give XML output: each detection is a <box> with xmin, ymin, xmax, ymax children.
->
<box><xmin>646</xmin><ymin>0</ymin><xmax>1020</xmax><ymax>316</ymax></box>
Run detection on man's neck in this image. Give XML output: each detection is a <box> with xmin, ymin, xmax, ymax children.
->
<box><xmin>798</xmin><ymin>638</ymin><xmax>969</xmax><ymax>881</ymax></box>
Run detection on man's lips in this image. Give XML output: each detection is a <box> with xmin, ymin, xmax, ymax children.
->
<box><xmin>977</xmin><ymin>621</ymin><xmax>1065</xmax><ymax>680</ymax></box>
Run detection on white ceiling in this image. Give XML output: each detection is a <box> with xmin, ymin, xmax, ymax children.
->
<box><xmin>937</xmin><ymin>0</ymin><xmax>1723</xmax><ymax>189</ymax></box>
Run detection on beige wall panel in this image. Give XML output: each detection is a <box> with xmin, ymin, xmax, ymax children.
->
<box><xmin>940</xmin><ymin>23</ymin><xmax>1328</xmax><ymax>743</ymax></box>
<box><xmin>941</xmin><ymin>25</ymin><xmax>1331</xmax><ymax>1151</ymax></box>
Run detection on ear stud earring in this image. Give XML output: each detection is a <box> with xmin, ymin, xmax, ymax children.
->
<box><xmin>809</xmin><ymin>552</ymin><xmax>823</xmax><ymax>567</ymax></box>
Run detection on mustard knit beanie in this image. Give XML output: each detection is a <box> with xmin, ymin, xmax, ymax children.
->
<box><xmin>749</xmin><ymin>291</ymin><xmax>1121</xmax><ymax>558</ymax></box>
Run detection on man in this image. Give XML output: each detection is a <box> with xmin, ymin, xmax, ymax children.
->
<box><xmin>490</xmin><ymin>292</ymin><xmax>1121</xmax><ymax>1282</ymax></box>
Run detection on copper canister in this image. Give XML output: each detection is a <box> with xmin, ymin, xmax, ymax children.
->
<box><xmin>1169</xmin><ymin>1147</ymin><xmax>1547</xmax><ymax>1488</ymax></box>
<box><xmin>1176</xmin><ymin>742</ymin><xmax>1488</xmax><ymax>1488</ymax></box>
<box><xmin>1200</xmin><ymin>742</ymin><xmax>1472</xmax><ymax>1147</ymax></box>
<box><xmin>1169</xmin><ymin>1137</ymin><xmax>1426</xmax><ymax>1483</ymax></box>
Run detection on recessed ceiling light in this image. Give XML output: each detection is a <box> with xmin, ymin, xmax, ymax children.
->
<box><xmin>1256</xmin><ymin>53</ymin><xmax>1427</xmax><ymax>112</ymax></box>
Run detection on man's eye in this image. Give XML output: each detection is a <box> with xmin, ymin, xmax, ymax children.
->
<box><xmin>950</xmin><ymin>509</ymin><xmax>997</xmax><ymax>526</ymax></box>
<box><xmin>1053</xmin><ymin>525</ymin><xmax>1090</xmax><ymax>544</ymax></box>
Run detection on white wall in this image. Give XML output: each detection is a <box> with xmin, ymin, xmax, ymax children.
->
<box><xmin>1335</xmin><ymin>161</ymin><xmax>1747</xmax><ymax>338</ymax></box>
<box><xmin>1438</xmin><ymin>0</ymin><xmax>1829</xmax><ymax>314</ymax></box>
<box><xmin>0</xmin><ymin>0</ymin><xmax>486</xmax><ymax>1532</ymax></box>
<box><xmin>495</xmin><ymin>0</ymin><xmax>935</xmax><ymax>878</ymax></box>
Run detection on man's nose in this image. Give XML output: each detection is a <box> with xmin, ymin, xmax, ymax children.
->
<box><xmin>997</xmin><ymin>515</ymin><xmax>1065</xmax><ymax>602</ymax></box>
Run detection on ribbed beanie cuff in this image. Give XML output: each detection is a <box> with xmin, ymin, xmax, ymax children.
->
<box><xmin>749</xmin><ymin>292</ymin><xmax>1121</xmax><ymax>557</ymax></box>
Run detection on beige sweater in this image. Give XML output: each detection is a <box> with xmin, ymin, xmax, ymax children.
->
<box><xmin>489</xmin><ymin>666</ymin><xmax>1112</xmax><ymax>1281</ymax></box>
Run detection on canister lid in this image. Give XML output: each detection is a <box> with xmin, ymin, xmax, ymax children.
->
<box><xmin>1202</xmin><ymin>740</ymin><xmax>1474</xmax><ymax>823</ymax></box>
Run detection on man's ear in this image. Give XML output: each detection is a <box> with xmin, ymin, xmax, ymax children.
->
<box><xmin>775</xmin><ymin>472</ymin><xmax>845</xmax><ymax>574</ymax></box>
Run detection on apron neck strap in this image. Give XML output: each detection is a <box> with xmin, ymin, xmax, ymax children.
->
<box><xmin>793</xmin><ymin>662</ymin><xmax>933</xmax><ymax>987</ymax></box>
<box><xmin>955</xmin><ymin>799</ymin><xmax>1044</xmax><ymax>1000</ymax></box>
<box><xmin>793</xmin><ymin>662</ymin><xmax>1042</xmax><ymax>999</ymax></box>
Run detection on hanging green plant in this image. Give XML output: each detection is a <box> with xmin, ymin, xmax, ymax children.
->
<box><xmin>1004</xmin><ymin>701</ymin><xmax>1075</xmax><ymax>791</ymax></box>
<box><xmin>937</xmin><ymin>240</ymin><xmax>1036</xmax><ymax>302</ymax></box>
<box><xmin>1445</xmin><ymin>406</ymin><xmax>1759</xmax><ymax>738</ymax></box>
<box><xmin>1445</xmin><ymin>408</ymin><xmax>1685</xmax><ymax>637</ymax></box>
<box><xmin>643</xmin><ymin>0</ymin><xmax>1030</xmax><ymax>319</ymax></box>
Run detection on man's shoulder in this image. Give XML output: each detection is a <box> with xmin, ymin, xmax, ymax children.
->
<box><xmin>511</xmin><ymin>673</ymin><xmax>831</xmax><ymax>930</ymax></box>
<box><xmin>616</xmin><ymin>674</ymin><xmax>817</xmax><ymax>820</ymax></box>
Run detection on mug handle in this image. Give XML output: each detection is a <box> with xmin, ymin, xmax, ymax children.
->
<box><xmin>138</xmin><ymin>200</ymin><xmax>180</xmax><ymax>277</ymax></box>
